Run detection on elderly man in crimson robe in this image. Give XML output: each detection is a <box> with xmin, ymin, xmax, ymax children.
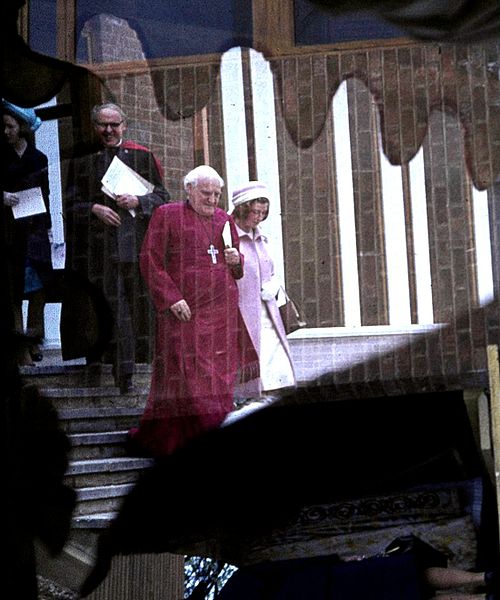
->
<box><xmin>128</xmin><ymin>165</ymin><xmax>258</xmax><ymax>457</ymax></box>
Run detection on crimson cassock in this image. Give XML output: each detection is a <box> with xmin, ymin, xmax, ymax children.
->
<box><xmin>130</xmin><ymin>201</ymin><xmax>258</xmax><ymax>456</ymax></box>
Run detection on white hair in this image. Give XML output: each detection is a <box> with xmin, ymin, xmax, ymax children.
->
<box><xmin>184</xmin><ymin>165</ymin><xmax>224</xmax><ymax>190</ymax></box>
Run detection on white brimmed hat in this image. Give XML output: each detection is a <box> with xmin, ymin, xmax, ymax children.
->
<box><xmin>231</xmin><ymin>181</ymin><xmax>270</xmax><ymax>207</ymax></box>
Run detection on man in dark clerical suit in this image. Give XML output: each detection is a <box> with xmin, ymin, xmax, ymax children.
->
<box><xmin>64</xmin><ymin>102</ymin><xmax>169</xmax><ymax>392</ymax></box>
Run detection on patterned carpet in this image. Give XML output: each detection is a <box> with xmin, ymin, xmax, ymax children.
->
<box><xmin>202</xmin><ymin>479</ymin><xmax>483</xmax><ymax>570</ymax></box>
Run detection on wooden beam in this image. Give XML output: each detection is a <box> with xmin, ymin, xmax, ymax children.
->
<box><xmin>252</xmin><ymin>0</ymin><xmax>295</xmax><ymax>56</ymax></box>
<box><xmin>18</xmin><ymin>1</ymin><xmax>29</xmax><ymax>43</ymax></box>
<box><xmin>193</xmin><ymin>106</ymin><xmax>210</xmax><ymax>166</ymax></box>
<box><xmin>56</xmin><ymin>0</ymin><xmax>76</xmax><ymax>62</ymax></box>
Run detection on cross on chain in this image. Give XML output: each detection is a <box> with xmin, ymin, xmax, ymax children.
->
<box><xmin>207</xmin><ymin>244</ymin><xmax>219</xmax><ymax>264</ymax></box>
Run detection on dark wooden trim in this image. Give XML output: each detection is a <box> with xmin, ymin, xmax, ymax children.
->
<box><xmin>252</xmin><ymin>0</ymin><xmax>295</xmax><ymax>55</ymax></box>
<box><xmin>402</xmin><ymin>162</ymin><xmax>419</xmax><ymax>324</ymax></box>
<box><xmin>193</xmin><ymin>106</ymin><xmax>210</xmax><ymax>165</ymax></box>
<box><xmin>371</xmin><ymin>97</ymin><xmax>390</xmax><ymax>326</ymax></box>
<box><xmin>269</xmin><ymin>36</ymin><xmax>419</xmax><ymax>58</ymax></box>
<box><xmin>241</xmin><ymin>48</ymin><xmax>257</xmax><ymax>180</ymax></box>
<box><xmin>18</xmin><ymin>2</ymin><xmax>29</xmax><ymax>43</ymax></box>
<box><xmin>83</xmin><ymin>39</ymin><xmax>425</xmax><ymax>81</ymax></box>
<box><xmin>56</xmin><ymin>0</ymin><xmax>76</xmax><ymax>62</ymax></box>
<box><xmin>84</xmin><ymin>54</ymin><xmax>224</xmax><ymax>78</ymax></box>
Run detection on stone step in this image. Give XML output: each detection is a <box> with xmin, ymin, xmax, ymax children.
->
<box><xmin>69</xmin><ymin>431</ymin><xmax>129</xmax><ymax>460</ymax></box>
<box><xmin>65</xmin><ymin>456</ymin><xmax>153</xmax><ymax>489</ymax></box>
<box><xmin>17</xmin><ymin>352</ymin><xmax>155</xmax><ymax>535</ymax></box>
<box><xmin>39</xmin><ymin>385</ymin><xmax>149</xmax><ymax>409</ymax></box>
<box><xmin>66</xmin><ymin>469</ymin><xmax>140</xmax><ymax>493</ymax></box>
<box><xmin>57</xmin><ymin>406</ymin><xmax>144</xmax><ymax>434</ymax></box>
<box><xmin>20</xmin><ymin>363</ymin><xmax>153</xmax><ymax>389</ymax></box>
<box><xmin>74</xmin><ymin>483</ymin><xmax>135</xmax><ymax>516</ymax></box>
<box><xmin>72</xmin><ymin>512</ymin><xmax>117</xmax><ymax>530</ymax></box>
<box><xmin>35</xmin><ymin>538</ymin><xmax>95</xmax><ymax>598</ymax></box>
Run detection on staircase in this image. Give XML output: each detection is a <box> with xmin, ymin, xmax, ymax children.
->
<box><xmin>19</xmin><ymin>351</ymin><xmax>189</xmax><ymax>599</ymax></box>
<box><xmin>20</xmin><ymin>353</ymin><xmax>154</xmax><ymax>530</ymax></box>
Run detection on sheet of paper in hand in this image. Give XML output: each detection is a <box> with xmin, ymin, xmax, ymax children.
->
<box><xmin>51</xmin><ymin>242</ymin><xmax>66</xmax><ymax>270</ymax></box>
<box><xmin>222</xmin><ymin>221</ymin><xmax>233</xmax><ymax>248</ymax></box>
<box><xmin>101</xmin><ymin>156</ymin><xmax>155</xmax><ymax>217</ymax></box>
<box><xmin>11</xmin><ymin>187</ymin><xmax>46</xmax><ymax>220</ymax></box>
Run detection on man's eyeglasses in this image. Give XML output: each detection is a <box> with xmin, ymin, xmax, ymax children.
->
<box><xmin>95</xmin><ymin>121</ymin><xmax>124</xmax><ymax>129</ymax></box>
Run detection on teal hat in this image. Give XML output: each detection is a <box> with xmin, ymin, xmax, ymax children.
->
<box><xmin>2</xmin><ymin>100</ymin><xmax>42</xmax><ymax>132</ymax></box>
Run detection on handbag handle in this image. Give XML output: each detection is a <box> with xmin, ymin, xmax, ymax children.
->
<box><xmin>279</xmin><ymin>285</ymin><xmax>293</xmax><ymax>304</ymax></box>
<box><xmin>280</xmin><ymin>286</ymin><xmax>306</xmax><ymax>325</ymax></box>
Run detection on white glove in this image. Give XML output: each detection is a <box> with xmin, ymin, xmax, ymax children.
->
<box><xmin>261</xmin><ymin>277</ymin><xmax>281</xmax><ymax>301</ymax></box>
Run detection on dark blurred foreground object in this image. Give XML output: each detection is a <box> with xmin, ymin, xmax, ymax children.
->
<box><xmin>217</xmin><ymin>552</ymin><xmax>423</xmax><ymax>600</ymax></box>
<box><xmin>5</xmin><ymin>364</ymin><xmax>76</xmax><ymax>598</ymax></box>
<box><xmin>310</xmin><ymin>0</ymin><xmax>500</xmax><ymax>42</ymax></box>
<box><xmin>3</xmin><ymin>0</ymin><xmax>98</xmax><ymax>104</ymax></box>
<box><xmin>80</xmin><ymin>389</ymin><xmax>496</xmax><ymax>597</ymax></box>
<box><xmin>13</xmin><ymin>384</ymin><xmax>76</xmax><ymax>551</ymax></box>
<box><xmin>218</xmin><ymin>534</ymin><xmax>494</xmax><ymax>599</ymax></box>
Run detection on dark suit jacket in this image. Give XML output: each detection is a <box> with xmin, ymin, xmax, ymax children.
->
<box><xmin>61</xmin><ymin>141</ymin><xmax>169</xmax><ymax>360</ymax></box>
<box><xmin>65</xmin><ymin>141</ymin><xmax>169</xmax><ymax>273</ymax></box>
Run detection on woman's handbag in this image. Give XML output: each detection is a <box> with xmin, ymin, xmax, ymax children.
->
<box><xmin>279</xmin><ymin>288</ymin><xmax>306</xmax><ymax>335</ymax></box>
<box><xmin>383</xmin><ymin>534</ymin><xmax>448</xmax><ymax>569</ymax></box>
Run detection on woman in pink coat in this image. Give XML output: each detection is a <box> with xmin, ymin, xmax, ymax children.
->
<box><xmin>231</xmin><ymin>181</ymin><xmax>296</xmax><ymax>403</ymax></box>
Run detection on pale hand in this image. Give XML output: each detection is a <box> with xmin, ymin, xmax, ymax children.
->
<box><xmin>224</xmin><ymin>247</ymin><xmax>240</xmax><ymax>266</ymax></box>
<box><xmin>170</xmin><ymin>299</ymin><xmax>191</xmax><ymax>321</ymax></box>
<box><xmin>3</xmin><ymin>191</ymin><xmax>19</xmax><ymax>207</ymax></box>
<box><xmin>92</xmin><ymin>203</ymin><xmax>121</xmax><ymax>227</ymax></box>
<box><xmin>115</xmin><ymin>194</ymin><xmax>139</xmax><ymax>212</ymax></box>
<box><xmin>261</xmin><ymin>276</ymin><xmax>281</xmax><ymax>301</ymax></box>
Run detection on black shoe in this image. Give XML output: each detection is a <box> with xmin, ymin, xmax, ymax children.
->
<box><xmin>84</xmin><ymin>362</ymin><xmax>102</xmax><ymax>386</ymax></box>
<box><xmin>30</xmin><ymin>349</ymin><xmax>43</xmax><ymax>362</ymax></box>
<box><xmin>125</xmin><ymin>429</ymin><xmax>151</xmax><ymax>457</ymax></box>
<box><xmin>119</xmin><ymin>376</ymin><xmax>134</xmax><ymax>394</ymax></box>
<box><xmin>85</xmin><ymin>354</ymin><xmax>102</xmax><ymax>366</ymax></box>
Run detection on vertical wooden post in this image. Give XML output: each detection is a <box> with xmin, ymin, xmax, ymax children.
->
<box><xmin>56</xmin><ymin>0</ymin><xmax>76</xmax><ymax>62</ymax></box>
<box><xmin>487</xmin><ymin>344</ymin><xmax>500</xmax><ymax>536</ymax></box>
<box><xmin>252</xmin><ymin>0</ymin><xmax>295</xmax><ymax>55</ymax></box>
<box><xmin>193</xmin><ymin>106</ymin><xmax>210</xmax><ymax>166</ymax></box>
<box><xmin>18</xmin><ymin>1</ymin><xmax>29</xmax><ymax>43</ymax></box>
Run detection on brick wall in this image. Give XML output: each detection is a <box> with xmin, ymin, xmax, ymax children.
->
<box><xmin>268</xmin><ymin>42</ymin><xmax>500</xmax><ymax>391</ymax></box>
<box><xmin>85</xmin><ymin>35</ymin><xmax>500</xmax><ymax>393</ymax></box>
<box><xmin>288</xmin><ymin>328</ymin><xmax>489</xmax><ymax>396</ymax></box>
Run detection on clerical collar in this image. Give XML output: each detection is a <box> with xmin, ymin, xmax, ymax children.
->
<box><xmin>103</xmin><ymin>140</ymin><xmax>123</xmax><ymax>151</ymax></box>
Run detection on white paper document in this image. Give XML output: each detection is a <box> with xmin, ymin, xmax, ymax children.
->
<box><xmin>51</xmin><ymin>242</ymin><xmax>66</xmax><ymax>270</ymax></box>
<box><xmin>222</xmin><ymin>221</ymin><xmax>233</xmax><ymax>248</ymax></box>
<box><xmin>11</xmin><ymin>187</ymin><xmax>46</xmax><ymax>219</ymax></box>
<box><xmin>101</xmin><ymin>156</ymin><xmax>155</xmax><ymax>217</ymax></box>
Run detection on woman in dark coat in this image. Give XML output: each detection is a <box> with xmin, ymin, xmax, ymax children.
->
<box><xmin>2</xmin><ymin>100</ymin><xmax>52</xmax><ymax>365</ymax></box>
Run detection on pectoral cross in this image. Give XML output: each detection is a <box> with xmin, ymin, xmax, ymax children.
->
<box><xmin>207</xmin><ymin>244</ymin><xmax>219</xmax><ymax>264</ymax></box>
